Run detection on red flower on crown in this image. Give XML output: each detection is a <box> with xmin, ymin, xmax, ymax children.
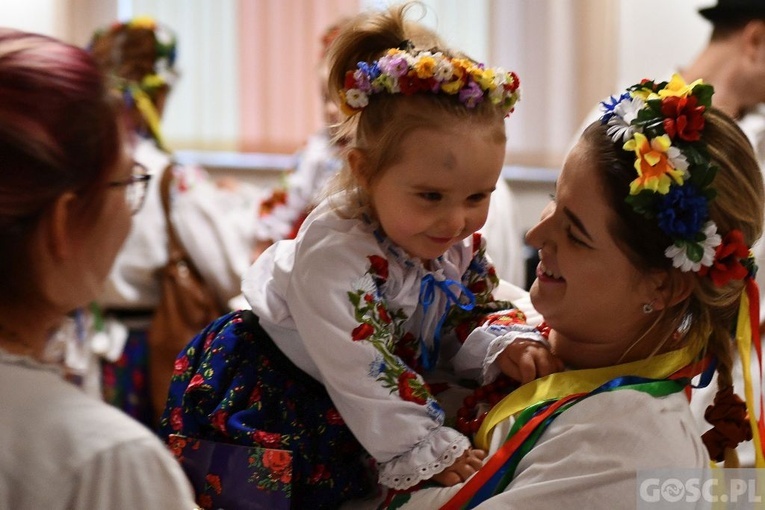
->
<box><xmin>661</xmin><ymin>95</ymin><xmax>706</xmax><ymax>142</ymax></box>
<box><xmin>699</xmin><ymin>229</ymin><xmax>750</xmax><ymax>287</ymax></box>
<box><xmin>398</xmin><ymin>72</ymin><xmax>433</xmax><ymax>95</ymax></box>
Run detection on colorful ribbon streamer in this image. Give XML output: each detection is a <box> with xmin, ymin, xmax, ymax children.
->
<box><xmin>474</xmin><ymin>343</ymin><xmax>703</xmax><ymax>449</ymax></box>
<box><xmin>441</xmin><ymin>370</ymin><xmax>700</xmax><ymax>510</ymax></box>
<box><xmin>736</xmin><ymin>279</ymin><xmax>765</xmax><ymax>467</ymax></box>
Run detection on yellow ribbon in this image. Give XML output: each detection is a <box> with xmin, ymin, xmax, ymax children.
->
<box><xmin>129</xmin><ymin>84</ymin><xmax>166</xmax><ymax>150</ymax></box>
<box><xmin>734</xmin><ymin>290</ymin><xmax>765</xmax><ymax>467</ymax></box>
<box><xmin>474</xmin><ymin>343</ymin><xmax>700</xmax><ymax>450</ymax></box>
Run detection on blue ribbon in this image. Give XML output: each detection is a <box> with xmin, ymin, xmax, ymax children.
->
<box><xmin>691</xmin><ymin>356</ymin><xmax>717</xmax><ymax>389</ymax></box>
<box><xmin>418</xmin><ymin>274</ymin><xmax>476</xmax><ymax>371</ymax></box>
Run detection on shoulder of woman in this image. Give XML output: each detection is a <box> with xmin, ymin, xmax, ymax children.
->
<box><xmin>525</xmin><ymin>389</ymin><xmax>706</xmax><ymax>466</ymax></box>
<box><xmin>488</xmin><ymin>390</ymin><xmax>707</xmax><ymax>507</ymax></box>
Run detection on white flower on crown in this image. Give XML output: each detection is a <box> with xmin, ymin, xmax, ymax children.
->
<box><xmin>606</xmin><ymin>95</ymin><xmax>645</xmax><ymax>143</ymax></box>
<box><xmin>665</xmin><ymin>221</ymin><xmax>722</xmax><ymax>272</ymax></box>
<box><xmin>345</xmin><ymin>89</ymin><xmax>369</xmax><ymax>109</ymax></box>
<box><xmin>434</xmin><ymin>58</ymin><xmax>454</xmax><ymax>82</ymax></box>
<box><xmin>666</xmin><ymin>145</ymin><xmax>690</xmax><ymax>178</ymax></box>
<box><xmin>493</xmin><ymin>68</ymin><xmax>508</xmax><ymax>86</ymax></box>
<box><xmin>402</xmin><ymin>51</ymin><xmax>417</xmax><ymax>66</ymax></box>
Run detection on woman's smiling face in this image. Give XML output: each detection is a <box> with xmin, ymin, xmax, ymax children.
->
<box><xmin>525</xmin><ymin>137</ymin><xmax>663</xmax><ymax>369</ymax></box>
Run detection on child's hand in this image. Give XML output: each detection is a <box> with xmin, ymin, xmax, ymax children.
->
<box><xmin>430</xmin><ymin>448</ymin><xmax>486</xmax><ymax>486</ymax></box>
<box><xmin>496</xmin><ymin>339</ymin><xmax>564</xmax><ymax>384</ymax></box>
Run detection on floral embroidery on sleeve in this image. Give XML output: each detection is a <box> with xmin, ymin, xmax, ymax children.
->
<box><xmin>347</xmin><ymin>256</ymin><xmax>442</xmax><ymax>418</ymax></box>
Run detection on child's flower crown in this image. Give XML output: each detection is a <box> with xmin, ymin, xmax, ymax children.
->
<box><xmin>339</xmin><ymin>44</ymin><xmax>521</xmax><ymax>117</ymax></box>
<box><xmin>600</xmin><ymin>74</ymin><xmax>755</xmax><ymax>286</ymax></box>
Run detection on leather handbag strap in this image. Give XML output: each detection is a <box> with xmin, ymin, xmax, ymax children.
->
<box><xmin>159</xmin><ymin>163</ymin><xmax>191</xmax><ymax>264</ymax></box>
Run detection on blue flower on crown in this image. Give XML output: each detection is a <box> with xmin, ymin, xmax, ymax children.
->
<box><xmin>600</xmin><ymin>92</ymin><xmax>630</xmax><ymax>123</ymax></box>
<box><xmin>656</xmin><ymin>183</ymin><xmax>709</xmax><ymax>241</ymax></box>
<box><xmin>358</xmin><ymin>61</ymin><xmax>381</xmax><ymax>80</ymax></box>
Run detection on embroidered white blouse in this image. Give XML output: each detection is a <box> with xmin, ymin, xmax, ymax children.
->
<box><xmin>243</xmin><ymin>198</ymin><xmax>514</xmax><ymax>490</ymax></box>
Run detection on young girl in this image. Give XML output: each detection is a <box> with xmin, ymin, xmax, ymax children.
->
<box><xmin>160</xmin><ymin>4</ymin><xmax>526</xmax><ymax>508</ymax></box>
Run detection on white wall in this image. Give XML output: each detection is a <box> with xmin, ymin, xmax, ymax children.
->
<box><xmin>361</xmin><ymin>0</ymin><xmax>491</xmax><ymax>62</ymax></box>
<box><xmin>617</xmin><ymin>0</ymin><xmax>712</xmax><ymax>88</ymax></box>
<box><xmin>0</xmin><ymin>0</ymin><xmax>63</xmax><ymax>35</ymax></box>
<box><xmin>124</xmin><ymin>0</ymin><xmax>240</xmax><ymax>150</ymax></box>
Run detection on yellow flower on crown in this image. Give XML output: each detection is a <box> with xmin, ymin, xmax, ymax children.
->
<box><xmin>658</xmin><ymin>73</ymin><xmax>704</xmax><ymax>99</ymax></box>
<box><xmin>471</xmin><ymin>67</ymin><xmax>496</xmax><ymax>91</ymax></box>
<box><xmin>441</xmin><ymin>64</ymin><xmax>467</xmax><ymax>94</ymax></box>
<box><xmin>128</xmin><ymin>15</ymin><xmax>157</xmax><ymax>30</ymax></box>
<box><xmin>414</xmin><ymin>55</ymin><xmax>437</xmax><ymax>79</ymax></box>
<box><xmin>624</xmin><ymin>132</ymin><xmax>686</xmax><ymax>195</ymax></box>
<box><xmin>141</xmin><ymin>74</ymin><xmax>166</xmax><ymax>90</ymax></box>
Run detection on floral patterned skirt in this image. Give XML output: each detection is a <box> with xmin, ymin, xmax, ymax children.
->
<box><xmin>101</xmin><ymin>328</ymin><xmax>154</xmax><ymax>428</ymax></box>
<box><xmin>159</xmin><ymin>309</ymin><xmax>375</xmax><ymax>509</ymax></box>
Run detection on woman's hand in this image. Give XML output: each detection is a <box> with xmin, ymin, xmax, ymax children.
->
<box><xmin>430</xmin><ymin>448</ymin><xmax>487</xmax><ymax>486</ymax></box>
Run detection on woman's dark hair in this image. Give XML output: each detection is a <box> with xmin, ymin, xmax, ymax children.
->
<box><xmin>0</xmin><ymin>29</ymin><xmax>122</xmax><ymax>292</ymax></box>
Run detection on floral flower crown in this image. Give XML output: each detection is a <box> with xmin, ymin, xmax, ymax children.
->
<box><xmin>339</xmin><ymin>43</ymin><xmax>521</xmax><ymax>117</ymax></box>
<box><xmin>91</xmin><ymin>16</ymin><xmax>178</xmax><ymax>94</ymax></box>
<box><xmin>600</xmin><ymin>74</ymin><xmax>756</xmax><ymax>286</ymax></box>
<box><xmin>90</xmin><ymin>16</ymin><xmax>178</xmax><ymax>150</ymax></box>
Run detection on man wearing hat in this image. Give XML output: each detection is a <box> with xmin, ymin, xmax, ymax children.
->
<box><xmin>689</xmin><ymin>0</ymin><xmax>765</xmax><ymax>124</ymax></box>
<box><xmin>684</xmin><ymin>0</ymin><xmax>765</xmax><ymax>469</ymax></box>
<box><xmin>699</xmin><ymin>0</ymin><xmax>765</xmax><ymax>23</ymax></box>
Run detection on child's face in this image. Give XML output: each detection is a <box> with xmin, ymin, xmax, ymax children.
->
<box><xmin>365</xmin><ymin>122</ymin><xmax>505</xmax><ymax>262</ymax></box>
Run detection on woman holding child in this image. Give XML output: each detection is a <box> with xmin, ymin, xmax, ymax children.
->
<box><xmin>384</xmin><ymin>75</ymin><xmax>765</xmax><ymax>509</ymax></box>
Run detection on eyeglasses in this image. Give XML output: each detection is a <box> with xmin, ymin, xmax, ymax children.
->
<box><xmin>108</xmin><ymin>161</ymin><xmax>151</xmax><ymax>215</ymax></box>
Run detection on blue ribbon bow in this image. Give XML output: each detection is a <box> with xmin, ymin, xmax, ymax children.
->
<box><xmin>418</xmin><ymin>274</ymin><xmax>476</xmax><ymax>371</ymax></box>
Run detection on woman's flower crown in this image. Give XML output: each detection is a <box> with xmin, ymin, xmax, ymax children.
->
<box><xmin>90</xmin><ymin>16</ymin><xmax>178</xmax><ymax>150</ymax></box>
<box><xmin>339</xmin><ymin>44</ymin><xmax>521</xmax><ymax>117</ymax></box>
<box><xmin>92</xmin><ymin>16</ymin><xmax>178</xmax><ymax>94</ymax></box>
<box><xmin>600</xmin><ymin>74</ymin><xmax>755</xmax><ymax>286</ymax></box>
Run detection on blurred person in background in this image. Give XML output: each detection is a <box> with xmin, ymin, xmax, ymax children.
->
<box><xmin>84</xmin><ymin>16</ymin><xmax>264</xmax><ymax>427</ymax></box>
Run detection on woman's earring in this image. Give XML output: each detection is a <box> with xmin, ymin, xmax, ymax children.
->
<box><xmin>642</xmin><ymin>302</ymin><xmax>654</xmax><ymax>314</ymax></box>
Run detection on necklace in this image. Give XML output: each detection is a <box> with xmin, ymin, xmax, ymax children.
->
<box><xmin>455</xmin><ymin>322</ymin><xmax>550</xmax><ymax>437</ymax></box>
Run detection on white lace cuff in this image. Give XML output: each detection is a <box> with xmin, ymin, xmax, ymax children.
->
<box><xmin>377</xmin><ymin>427</ymin><xmax>471</xmax><ymax>490</ymax></box>
<box><xmin>482</xmin><ymin>326</ymin><xmax>550</xmax><ymax>384</ymax></box>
